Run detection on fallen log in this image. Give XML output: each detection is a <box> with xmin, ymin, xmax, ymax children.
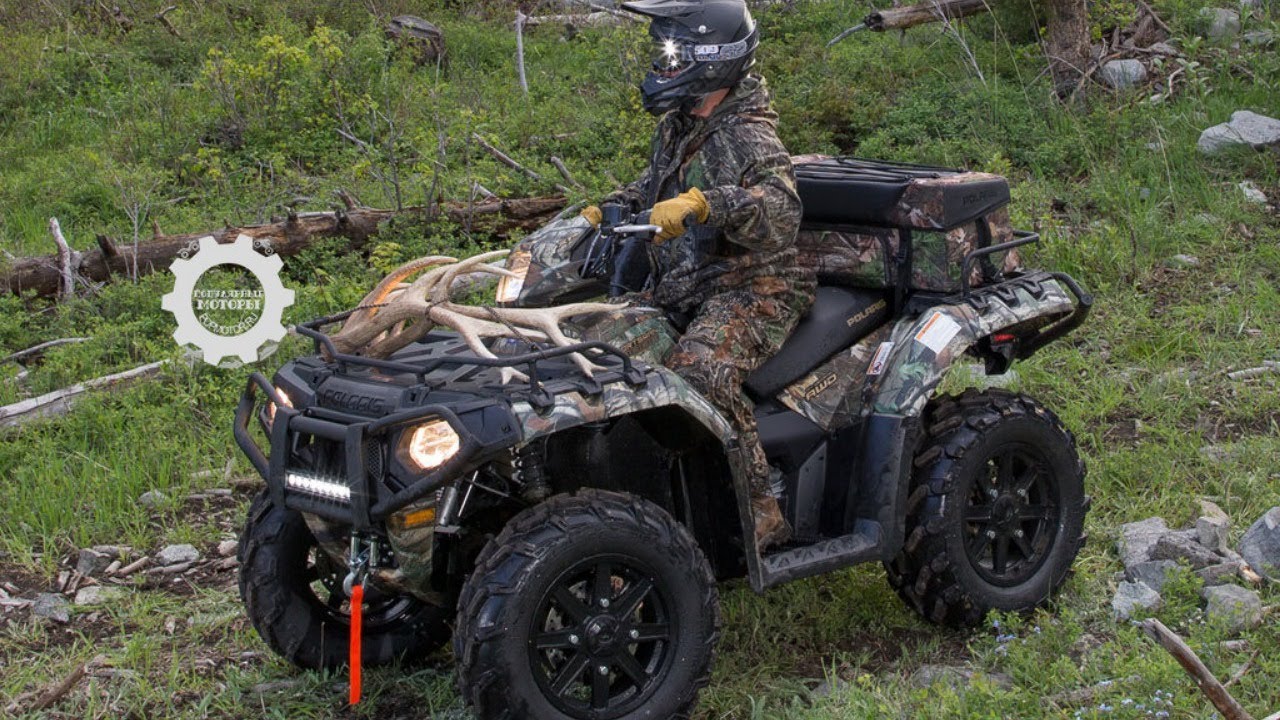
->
<box><xmin>865</xmin><ymin>0</ymin><xmax>991</xmax><ymax>31</ymax></box>
<box><xmin>829</xmin><ymin>0</ymin><xmax>992</xmax><ymax>44</ymax></box>
<box><xmin>0</xmin><ymin>358</ymin><xmax>177</xmax><ymax>429</ymax></box>
<box><xmin>1</xmin><ymin>196</ymin><xmax>567</xmax><ymax>298</ymax></box>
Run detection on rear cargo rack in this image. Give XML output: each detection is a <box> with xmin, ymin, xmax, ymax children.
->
<box><xmin>293</xmin><ymin>311</ymin><xmax>648</xmax><ymax>410</ymax></box>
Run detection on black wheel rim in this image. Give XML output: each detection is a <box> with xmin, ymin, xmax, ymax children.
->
<box><xmin>528</xmin><ymin>554</ymin><xmax>675</xmax><ymax>719</ymax></box>
<box><xmin>298</xmin><ymin>539</ymin><xmax>419</xmax><ymax>631</ymax></box>
<box><xmin>962</xmin><ymin>443</ymin><xmax>1061</xmax><ymax>587</ymax></box>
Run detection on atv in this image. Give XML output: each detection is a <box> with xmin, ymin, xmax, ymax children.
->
<box><xmin>233</xmin><ymin>156</ymin><xmax>1092</xmax><ymax>719</ymax></box>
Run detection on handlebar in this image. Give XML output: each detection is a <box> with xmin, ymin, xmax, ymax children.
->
<box><xmin>612</xmin><ymin>224</ymin><xmax>664</xmax><ymax>236</ymax></box>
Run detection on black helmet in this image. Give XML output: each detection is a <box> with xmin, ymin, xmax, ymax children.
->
<box><xmin>621</xmin><ymin>0</ymin><xmax>759</xmax><ymax>115</ymax></box>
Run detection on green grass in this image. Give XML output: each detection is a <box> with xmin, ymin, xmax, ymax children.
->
<box><xmin>2</xmin><ymin>0</ymin><xmax>1279</xmax><ymax>717</ymax></box>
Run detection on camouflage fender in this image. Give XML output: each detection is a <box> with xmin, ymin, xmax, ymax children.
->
<box><xmin>864</xmin><ymin>273</ymin><xmax>1076</xmax><ymax>418</ymax></box>
<box><xmin>508</xmin><ymin>366</ymin><xmax>737</xmax><ymax>443</ymax></box>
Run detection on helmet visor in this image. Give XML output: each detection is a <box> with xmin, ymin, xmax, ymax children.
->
<box><xmin>651</xmin><ymin>38</ymin><xmax>696</xmax><ymax>78</ymax></box>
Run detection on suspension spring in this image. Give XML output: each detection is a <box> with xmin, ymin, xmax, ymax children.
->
<box><xmin>515</xmin><ymin>444</ymin><xmax>550</xmax><ymax>503</ymax></box>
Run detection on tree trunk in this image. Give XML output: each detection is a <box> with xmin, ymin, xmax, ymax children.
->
<box><xmin>1042</xmin><ymin>0</ymin><xmax>1092</xmax><ymax>97</ymax></box>
<box><xmin>1</xmin><ymin>196</ymin><xmax>567</xmax><ymax>298</ymax></box>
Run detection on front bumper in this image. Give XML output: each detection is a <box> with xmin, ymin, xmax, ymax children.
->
<box><xmin>233</xmin><ymin>372</ymin><xmax>518</xmax><ymax>530</ymax></box>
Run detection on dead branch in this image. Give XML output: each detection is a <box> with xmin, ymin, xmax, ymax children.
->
<box><xmin>515</xmin><ymin>11</ymin><xmax>529</xmax><ymax>94</ymax></box>
<box><xmin>1223</xmin><ymin>650</ymin><xmax>1258</xmax><ymax>689</ymax></box>
<box><xmin>113</xmin><ymin>557</ymin><xmax>150</xmax><ymax>577</ymax></box>
<box><xmin>153</xmin><ymin>5</ymin><xmax>181</xmax><ymax>37</ymax></box>
<box><xmin>1140</xmin><ymin>618</ymin><xmax>1253</xmax><ymax>720</ymax></box>
<box><xmin>471</xmin><ymin>181</ymin><xmax>497</xmax><ymax>200</ymax></box>
<box><xmin>472</xmin><ymin>133</ymin><xmax>571</xmax><ymax>194</ymax></box>
<box><xmin>48</xmin><ymin>218</ymin><xmax>78</xmax><ymax>300</ymax></box>
<box><xmin>6</xmin><ymin>656</ymin><xmax>105</xmax><ymax>714</ymax></box>
<box><xmin>550</xmin><ymin>156</ymin><xmax>585</xmax><ymax>190</ymax></box>
<box><xmin>2</xmin><ymin>337</ymin><xmax>90</xmax><ymax>365</ymax></box>
<box><xmin>0</xmin><ymin>357</ymin><xmax>179</xmax><ymax>429</ymax></box>
<box><xmin>1227</xmin><ymin>361</ymin><xmax>1279</xmax><ymax>380</ymax></box>
<box><xmin>4</xmin><ymin>196</ymin><xmax>567</xmax><ymax>298</ymax></box>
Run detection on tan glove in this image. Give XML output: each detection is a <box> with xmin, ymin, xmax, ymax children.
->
<box><xmin>581</xmin><ymin>205</ymin><xmax>603</xmax><ymax>228</ymax></box>
<box><xmin>651</xmin><ymin>188</ymin><xmax>710</xmax><ymax>242</ymax></box>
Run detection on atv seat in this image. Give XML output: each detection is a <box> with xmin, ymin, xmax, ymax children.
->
<box><xmin>744</xmin><ymin>285</ymin><xmax>890</xmax><ymax>400</ymax></box>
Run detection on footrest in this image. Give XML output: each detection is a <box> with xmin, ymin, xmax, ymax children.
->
<box><xmin>758</xmin><ymin>522</ymin><xmax>882</xmax><ymax>589</ymax></box>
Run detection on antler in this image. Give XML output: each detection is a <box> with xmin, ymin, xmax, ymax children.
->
<box><xmin>327</xmin><ymin>249</ymin><xmax>624</xmax><ymax>384</ymax></box>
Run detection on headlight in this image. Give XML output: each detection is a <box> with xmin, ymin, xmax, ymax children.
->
<box><xmin>495</xmin><ymin>250</ymin><xmax>531</xmax><ymax>303</ymax></box>
<box><xmin>397</xmin><ymin>420</ymin><xmax>461</xmax><ymax>471</ymax></box>
<box><xmin>265</xmin><ymin>387</ymin><xmax>294</xmax><ymax>429</ymax></box>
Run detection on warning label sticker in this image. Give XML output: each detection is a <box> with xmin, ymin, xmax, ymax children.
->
<box><xmin>914</xmin><ymin>312</ymin><xmax>962</xmax><ymax>354</ymax></box>
<box><xmin>867</xmin><ymin>341</ymin><xmax>894</xmax><ymax>376</ymax></box>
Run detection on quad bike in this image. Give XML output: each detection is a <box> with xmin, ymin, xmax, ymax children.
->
<box><xmin>233</xmin><ymin>156</ymin><xmax>1093</xmax><ymax>719</ymax></box>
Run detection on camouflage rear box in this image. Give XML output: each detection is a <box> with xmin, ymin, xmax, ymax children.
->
<box><xmin>794</xmin><ymin>207</ymin><xmax>1023</xmax><ymax>292</ymax></box>
<box><xmin>792</xmin><ymin>155</ymin><xmax>1023</xmax><ymax>292</ymax></box>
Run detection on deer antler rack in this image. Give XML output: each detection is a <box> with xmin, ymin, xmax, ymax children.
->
<box><xmin>328</xmin><ymin>250</ymin><xmax>621</xmax><ymax>383</ymax></box>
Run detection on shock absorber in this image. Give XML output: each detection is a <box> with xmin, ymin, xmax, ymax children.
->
<box><xmin>515</xmin><ymin>443</ymin><xmax>550</xmax><ymax>503</ymax></box>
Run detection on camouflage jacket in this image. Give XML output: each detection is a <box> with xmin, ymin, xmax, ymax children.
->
<box><xmin>605</xmin><ymin>74</ymin><xmax>811</xmax><ymax>313</ymax></box>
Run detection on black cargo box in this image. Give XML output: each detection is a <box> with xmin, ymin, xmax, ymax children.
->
<box><xmin>794</xmin><ymin>156</ymin><xmax>1010</xmax><ymax>231</ymax></box>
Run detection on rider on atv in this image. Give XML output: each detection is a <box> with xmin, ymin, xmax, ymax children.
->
<box><xmin>582</xmin><ymin>0</ymin><xmax>815</xmax><ymax>549</ymax></box>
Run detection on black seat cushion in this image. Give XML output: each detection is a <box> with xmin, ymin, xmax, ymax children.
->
<box><xmin>795</xmin><ymin>157</ymin><xmax>1009</xmax><ymax>230</ymax></box>
<box><xmin>744</xmin><ymin>285</ymin><xmax>890</xmax><ymax>399</ymax></box>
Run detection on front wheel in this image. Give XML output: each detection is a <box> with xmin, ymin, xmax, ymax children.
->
<box><xmin>885</xmin><ymin>389</ymin><xmax>1088</xmax><ymax>627</ymax></box>
<box><xmin>237</xmin><ymin>491</ymin><xmax>452</xmax><ymax>671</ymax></box>
<box><xmin>454</xmin><ymin>490</ymin><xmax>720</xmax><ymax>720</ymax></box>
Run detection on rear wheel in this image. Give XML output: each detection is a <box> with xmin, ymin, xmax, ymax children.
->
<box><xmin>455</xmin><ymin>490</ymin><xmax>719</xmax><ymax>720</ymax></box>
<box><xmin>885</xmin><ymin>389</ymin><xmax>1088</xmax><ymax>627</ymax></box>
<box><xmin>238</xmin><ymin>491</ymin><xmax>452</xmax><ymax>670</ymax></box>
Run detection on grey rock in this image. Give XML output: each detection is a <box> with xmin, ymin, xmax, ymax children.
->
<box><xmin>75</xmin><ymin>549</ymin><xmax>113</xmax><ymax>577</ymax></box>
<box><xmin>1201</xmin><ymin>7</ymin><xmax>1241</xmax><ymax>39</ymax></box>
<box><xmin>1239</xmin><ymin>506</ymin><xmax>1280</xmax><ymax>582</ymax></box>
<box><xmin>1198</xmin><ymin>111</ymin><xmax>1280</xmax><ymax>154</ymax></box>
<box><xmin>910</xmin><ymin>664</ymin><xmax>1013</xmax><ymax>690</ymax></box>
<box><xmin>1196</xmin><ymin>562</ymin><xmax>1243</xmax><ymax>586</ymax></box>
<box><xmin>1238</xmin><ymin>0</ymin><xmax>1261</xmax><ymax>10</ymax></box>
<box><xmin>156</xmin><ymin>544</ymin><xmax>200</xmax><ymax>566</ymax></box>
<box><xmin>809</xmin><ymin>678</ymin><xmax>851</xmax><ymax>699</ymax></box>
<box><xmin>1199</xmin><ymin>499</ymin><xmax>1231</xmax><ymax>525</ymax></box>
<box><xmin>1118</xmin><ymin>517</ymin><xmax>1169</xmax><ymax>568</ymax></box>
<box><xmin>1099</xmin><ymin>59</ymin><xmax>1148</xmax><ymax>89</ymax></box>
<box><xmin>1152</xmin><ymin>530</ymin><xmax>1223</xmax><ymax>569</ymax></box>
<box><xmin>73</xmin><ymin>585</ymin><xmax>126</xmax><ymax>606</ymax></box>
<box><xmin>1202</xmin><ymin>584</ymin><xmax>1262</xmax><ymax>633</ymax></box>
<box><xmin>1112</xmin><ymin>580</ymin><xmax>1163</xmax><ymax>621</ymax></box>
<box><xmin>138</xmin><ymin>490</ymin><xmax>169</xmax><ymax>509</ymax></box>
<box><xmin>1126</xmin><ymin>560</ymin><xmax>1180</xmax><ymax>592</ymax></box>
<box><xmin>33</xmin><ymin>593</ymin><xmax>70</xmax><ymax>623</ymax></box>
<box><xmin>1242</xmin><ymin>30</ymin><xmax>1274</xmax><ymax>47</ymax></box>
<box><xmin>217</xmin><ymin>540</ymin><xmax>239</xmax><ymax>558</ymax></box>
<box><xmin>1146</xmin><ymin>41</ymin><xmax>1181</xmax><ymax>56</ymax></box>
<box><xmin>1239</xmin><ymin>181</ymin><xmax>1267</xmax><ymax>204</ymax></box>
<box><xmin>1168</xmin><ymin>254</ymin><xmax>1201</xmax><ymax>268</ymax></box>
<box><xmin>1197</xmin><ymin>515</ymin><xmax>1230</xmax><ymax>553</ymax></box>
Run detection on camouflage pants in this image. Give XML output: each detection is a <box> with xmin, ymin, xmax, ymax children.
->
<box><xmin>664</xmin><ymin>276</ymin><xmax>814</xmax><ymax>497</ymax></box>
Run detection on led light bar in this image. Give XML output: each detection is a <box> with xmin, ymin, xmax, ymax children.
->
<box><xmin>285</xmin><ymin>472</ymin><xmax>352</xmax><ymax>501</ymax></box>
